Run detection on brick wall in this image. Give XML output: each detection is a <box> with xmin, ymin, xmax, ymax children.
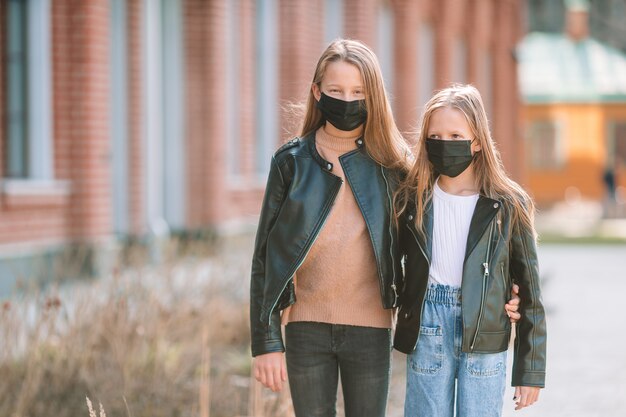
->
<box><xmin>0</xmin><ymin>0</ymin><xmax>525</xmax><ymax>253</ymax></box>
<box><xmin>64</xmin><ymin>0</ymin><xmax>112</xmax><ymax>239</ymax></box>
<box><xmin>204</xmin><ymin>0</ymin><xmax>524</xmax><ymax>225</ymax></box>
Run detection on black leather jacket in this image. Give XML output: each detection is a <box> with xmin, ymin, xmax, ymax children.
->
<box><xmin>250</xmin><ymin>131</ymin><xmax>402</xmax><ymax>357</ymax></box>
<box><xmin>394</xmin><ymin>196</ymin><xmax>547</xmax><ymax>388</ymax></box>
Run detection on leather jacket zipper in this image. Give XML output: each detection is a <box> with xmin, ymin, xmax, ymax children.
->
<box><xmin>381</xmin><ymin>167</ymin><xmax>398</xmax><ymax>306</ymax></box>
<box><xmin>267</xmin><ymin>175</ymin><xmax>343</xmax><ymax>325</ymax></box>
<box><xmin>470</xmin><ymin>219</ymin><xmax>495</xmax><ymax>350</ymax></box>
<box><xmin>406</xmin><ymin>223</ymin><xmax>430</xmax><ymax>266</ymax></box>
<box><xmin>501</xmin><ymin>264</ymin><xmax>507</xmax><ymax>299</ymax></box>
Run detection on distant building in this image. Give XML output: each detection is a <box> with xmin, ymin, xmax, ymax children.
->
<box><xmin>526</xmin><ymin>0</ymin><xmax>626</xmax><ymax>54</ymax></box>
<box><xmin>518</xmin><ymin>0</ymin><xmax>626</xmax><ymax>206</ymax></box>
<box><xmin>1</xmin><ymin>0</ymin><xmax>523</xmax><ymax>286</ymax></box>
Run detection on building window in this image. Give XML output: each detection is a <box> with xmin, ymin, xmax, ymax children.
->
<box><xmin>418</xmin><ymin>22</ymin><xmax>435</xmax><ymax>110</ymax></box>
<box><xmin>609</xmin><ymin>121</ymin><xmax>626</xmax><ymax>167</ymax></box>
<box><xmin>161</xmin><ymin>0</ymin><xmax>185</xmax><ymax>229</ymax></box>
<box><xmin>527</xmin><ymin>120</ymin><xmax>565</xmax><ymax>169</ymax></box>
<box><xmin>324</xmin><ymin>0</ymin><xmax>344</xmax><ymax>44</ymax></box>
<box><xmin>144</xmin><ymin>0</ymin><xmax>185</xmax><ymax>232</ymax></box>
<box><xmin>377</xmin><ymin>0</ymin><xmax>394</xmax><ymax>102</ymax></box>
<box><xmin>256</xmin><ymin>0</ymin><xmax>279</xmax><ymax>176</ymax></box>
<box><xmin>526</xmin><ymin>0</ymin><xmax>564</xmax><ymax>33</ymax></box>
<box><xmin>5</xmin><ymin>0</ymin><xmax>53</xmax><ymax>180</ymax></box>
<box><xmin>110</xmin><ymin>0</ymin><xmax>129</xmax><ymax>235</ymax></box>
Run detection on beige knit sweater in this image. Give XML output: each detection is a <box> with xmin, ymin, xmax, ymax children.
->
<box><xmin>285</xmin><ymin>126</ymin><xmax>392</xmax><ymax>329</ymax></box>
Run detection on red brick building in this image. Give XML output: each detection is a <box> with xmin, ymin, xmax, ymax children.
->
<box><xmin>0</xmin><ymin>0</ymin><xmax>523</xmax><ymax>283</ymax></box>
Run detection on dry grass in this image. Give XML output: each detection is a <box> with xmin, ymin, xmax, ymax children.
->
<box><xmin>0</xmin><ymin>236</ymin><xmax>294</xmax><ymax>417</ymax></box>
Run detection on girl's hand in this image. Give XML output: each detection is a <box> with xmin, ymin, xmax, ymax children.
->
<box><xmin>505</xmin><ymin>284</ymin><xmax>521</xmax><ymax>323</ymax></box>
<box><xmin>253</xmin><ymin>352</ymin><xmax>288</xmax><ymax>392</ymax></box>
<box><xmin>513</xmin><ymin>386</ymin><xmax>541</xmax><ymax>410</ymax></box>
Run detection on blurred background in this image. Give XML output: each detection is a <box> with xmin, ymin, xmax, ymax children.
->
<box><xmin>0</xmin><ymin>0</ymin><xmax>625</xmax><ymax>416</ymax></box>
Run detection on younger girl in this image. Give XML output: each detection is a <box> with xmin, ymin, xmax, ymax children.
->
<box><xmin>249</xmin><ymin>39</ymin><xmax>410</xmax><ymax>417</ymax></box>
<box><xmin>394</xmin><ymin>84</ymin><xmax>546</xmax><ymax>417</ymax></box>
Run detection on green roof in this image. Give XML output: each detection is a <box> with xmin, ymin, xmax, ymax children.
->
<box><xmin>517</xmin><ymin>32</ymin><xmax>626</xmax><ymax>104</ymax></box>
<box><xmin>564</xmin><ymin>0</ymin><xmax>589</xmax><ymax>11</ymax></box>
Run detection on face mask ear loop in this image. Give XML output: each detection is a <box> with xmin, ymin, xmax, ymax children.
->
<box><xmin>470</xmin><ymin>138</ymin><xmax>481</xmax><ymax>159</ymax></box>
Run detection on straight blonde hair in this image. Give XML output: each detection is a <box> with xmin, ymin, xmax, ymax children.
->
<box><xmin>395</xmin><ymin>84</ymin><xmax>536</xmax><ymax>237</ymax></box>
<box><xmin>299</xmin><ymin>39</ymin><xmax>410</xmax><ymax>171</ymax></box>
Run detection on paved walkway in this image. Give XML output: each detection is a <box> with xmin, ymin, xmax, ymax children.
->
<box><xmin>386</xmin><ymin>243</ymin><xmax>626</xmax><ymax>417</ymax></box>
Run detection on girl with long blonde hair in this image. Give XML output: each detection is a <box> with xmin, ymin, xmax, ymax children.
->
<box><xmin>250</xmin><ymin>39</ymin><xmax>409</xmax><ymax>417</ymax></box>
<box><xmin>394</xmin><ymin>84</ymin><xmax>546</xmax><ymax>417</ymax></box>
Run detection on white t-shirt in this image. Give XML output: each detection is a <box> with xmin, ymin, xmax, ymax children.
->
<box><xmin>429</xmin><ymin>179</ymin><xmax>479</xmax><ymax>287</ymax></box>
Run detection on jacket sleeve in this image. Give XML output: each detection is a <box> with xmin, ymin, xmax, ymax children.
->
<box><xmin>250</xmin><ymin>155</ymin><xmax>289</xmax><ymax>357</ymax></box>
<box><xmin>509</xmin><ymin>216</ymin><xmax>547</xmax><ymax>387</ymax></box>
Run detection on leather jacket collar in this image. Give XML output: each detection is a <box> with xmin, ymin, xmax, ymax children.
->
<box><xmin>406</xmin><ymin>193</ymin><xmax>501</xmax><ymax>264</ymax></box>
<box><xmin>306</xmin><ymin>128</ymin><xmax>366</xmax><ymax>172</ymax></box>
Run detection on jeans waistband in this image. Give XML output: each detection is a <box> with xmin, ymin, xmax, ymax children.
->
<box><xmin>425</xmin><ymin>283</ymin><xmax>462</xmax><ymax>306</ymax></box>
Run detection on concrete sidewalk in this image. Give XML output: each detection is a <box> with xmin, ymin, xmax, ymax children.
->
<box><xmin>502</xmin><ymin>243</ymin><xmax>626</xmax><ymax>416</ymax></box>
<box><xmin>535</xmin><ymin>200</ymin><xmax>626</xmax><ymax>240</ymax></box>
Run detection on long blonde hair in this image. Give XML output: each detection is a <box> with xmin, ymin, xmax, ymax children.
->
<box><xmin>395</xmin><ymin>84</ymin><xmax>536</xmax><ymax>237</ymax></box>
<box><xmin>300</xmin><ymin>39</ymin><xmax>410</xmax><ymax>171</ymax></box>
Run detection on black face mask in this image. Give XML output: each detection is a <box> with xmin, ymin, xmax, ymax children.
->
<box><xmin>426</xmin><ymin>138</ymin><xmax>475</xmax><ymax>178</ymax></box>
<box><xmin>316</xmin><ymin>92</ymin><xmax>367</xmax><ymax>132</ymax></box>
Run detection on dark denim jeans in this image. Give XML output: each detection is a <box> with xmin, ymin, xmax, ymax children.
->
<box><xmin>285</xmin><ymin>321</ymin><xmax>392</xmax><ymax>417</ymax></box>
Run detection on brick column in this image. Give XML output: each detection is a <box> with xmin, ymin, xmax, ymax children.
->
<box><xmin>279</xmin><ymin>0</ymin><xmax>323</xmax><ymax>141</ymax></box>
<box><xmin>343</xmin><ymin>0</ymin><xmax>378</xmax><ymax>48</ymax></box>
<box><xmin>392</xmin><ymin>0</ymin><xmax>419</xmax><ymax>134</ymax></box>
<box><xmin>52</xmin><ymin>0</ymin><xmax>71</xmax><ymax>182</ymax></box>
<box><xmin>0</xmin><ymin>1</ymin><xmax>5</xmax><ymax>180</ymax></box>
<box><xmin>493</xmin><ymin>0</ymin><xmax>522</xmax><ymax>180</ymax></box>
<box><xmin>433</xmin><ymin>0</ymin><xmax>468</xmax><ymax>88</ymax></box>
<box><xmin>127</xmin><ymin>0</ymin><xmax>145</xmax><ymax>235</ymax></box>
<box><xmin>467</xmin><ymin>0</ymin><xmax>491</xmax><ymax>86</ymax></box>
<box><xmin>465</xmin><ymin>0</ymin><xmax>496</xmax><ymax>120</ymax></box>
<box><xmin>184</xmin><ymin>0</ymin><xmax>206</xmax><ymax>228</ymax></box>
<box><xmin>239</xmin><ymin>0</ymin><xmax>256</xmax><ymax>178</ymax></box>
<box><xmin>204</xmin><ymin>0</ymin><xmax>228</xmax><ymax>224</ymax></box>
<box><xmin>58</xmin><ymin>0</ymin><xmax>113</xmax><ymax>240</ymax></box>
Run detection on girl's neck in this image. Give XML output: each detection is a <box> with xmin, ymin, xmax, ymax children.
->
<box><xmin>323</xmin><ymin>122</ymin><xmax>364</xmax><ymax>138</ymax></box>
<box><xmin>437</xmin><ymin>165</ymin><xmax>479</xmax><ymax>196</ymax></box>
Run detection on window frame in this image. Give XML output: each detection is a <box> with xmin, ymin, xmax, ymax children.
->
<box><xmin>526</xmin><ymin>119</ymin><xmax>566</xmax><ymax>170</ymax></box>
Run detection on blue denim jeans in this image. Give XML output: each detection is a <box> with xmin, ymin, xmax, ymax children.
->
<box><xmin>285</xmin><ymin>321</ymin><xmax>391</xmax><ymax>417</ymax></box>
<box><xmin>404</xmin><ymin>284</ymin><xmax>507</xmax><ymax>417</ymax></box>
